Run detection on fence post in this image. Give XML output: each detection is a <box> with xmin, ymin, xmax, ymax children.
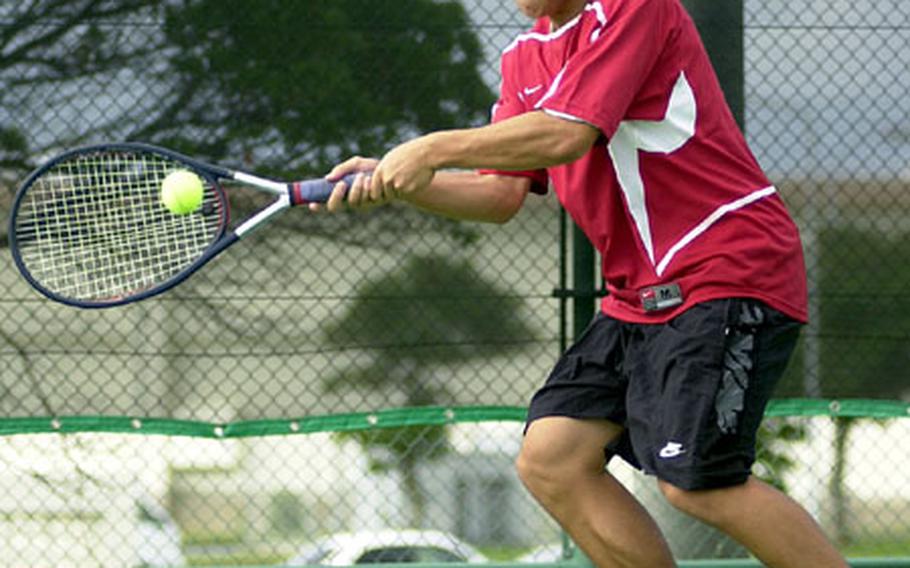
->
<box><xmin>681</xmin><ymin>0</ymin><xmax>745</xmax><ymax>128</ymax></box>
<box><xmin>571</xmin><ymin>225</ymin><xmax>597</xmax><ymax>339</ymax></box>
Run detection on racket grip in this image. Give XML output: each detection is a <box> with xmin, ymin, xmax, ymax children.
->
<box><xmin>289</xmin><ymin>173</ymin><xmax>365</xmax><ymax>205</ymax></box>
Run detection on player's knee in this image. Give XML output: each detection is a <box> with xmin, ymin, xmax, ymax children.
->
<box><xmin>658</xmin><ymin>480</ymin><xmax>715</xmax><ymax>521</ymax></box>
<box><xmin>659</xmin><ymin>480</ymin><xmax>742</xmax><ymax>526</ymax></box>
<box><xmin>518</xmin><ymin>418</ymin><xmax>617</xmax><ymax>504</ymax></box>
<box><xmin>514</xmin><ymin>444</ymin><xmax>553</xmax><ymax>492</ymax></box>
<box><xmin>515</xmin><ymin>443</ymin><xmax>574</xmax><ymax>503</ymax></box>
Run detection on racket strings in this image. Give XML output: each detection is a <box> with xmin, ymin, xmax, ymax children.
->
<box><xmin>14</xmin><ymin>151</ymin><xmax>224</xmax><ymax>302</ymax></box>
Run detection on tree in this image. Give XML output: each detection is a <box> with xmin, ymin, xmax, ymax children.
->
<box><xmin>0</xmin><ymin>1</ymin><xmax>167</xmax><ymax>245</ymax></box>
<box><xmin>321</xmin><ymin>254</ymin><xmax>535</xmax><ymax>526</ymax></box>
<box><xmin>0</xmin><ymin>1</ymin><xmax>495</xmax><ymax>417</ymax></box>
<box><xmin>0</xmin><ymin>0</ymin><xmax>494</xmax><ymax>246</ymax></box>
<box><xmin>817</xmin><ymin>227</ymin><xmax>910</xmax><ymax>545</ymax></box>
<box><xmin>0</xmin><ymin>1</ymin><xmax>165</xmax><ymax>155</ymax></box>
<box><xmin>770</xmin><ymin>222</ymin><xmax>910</xmax><ymax>544</ymax></box>
<box><xmin>142</xmin><ymin>0</ymin><xmax>493</xmax><ymax>177</ymax></box>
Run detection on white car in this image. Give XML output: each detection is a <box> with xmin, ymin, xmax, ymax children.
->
<box><xmin>287</xmin><ymin>529</ymin><xmax>487</xmax><ymax>565</ymax></box>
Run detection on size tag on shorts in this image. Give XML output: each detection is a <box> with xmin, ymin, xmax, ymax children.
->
<box><xmin>639</xmin><ymin>283</ymin><xmax>683</xmax><ymax>312</ymax></box>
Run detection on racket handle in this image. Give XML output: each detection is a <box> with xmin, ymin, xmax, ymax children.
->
<box><xmin>289</xmin><ymin>173</ymin><xmax>366</xmax><ymax>205</ymax></box>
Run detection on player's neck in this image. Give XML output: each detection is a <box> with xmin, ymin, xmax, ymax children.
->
<box><xmin>548</xmin><ymin>0</ymin><xmax>587</xmax><ymax>30</ymax></box>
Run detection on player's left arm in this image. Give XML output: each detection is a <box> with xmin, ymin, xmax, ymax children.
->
<box><xmin>367</xmin><ymin>111</ymin><xmax>600</xmax><ymax>199</ymax></box>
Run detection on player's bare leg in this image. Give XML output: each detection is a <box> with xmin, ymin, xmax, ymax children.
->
<box><xmin>659</xmin><ymin>476</ymin><xmax>848</xmax><ymax>568</ymax></box>
<box><xmin>517</xmin><ymin>417</ymin><xmax>676</xmax><ymax>568</ymax></box>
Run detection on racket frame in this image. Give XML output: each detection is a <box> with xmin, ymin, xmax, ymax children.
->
<box><xmin>9</xmin><ymin>142</ymin><xmax>333</xmax><ymax>308</ymax></box>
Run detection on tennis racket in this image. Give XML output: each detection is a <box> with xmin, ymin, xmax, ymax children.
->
<box><xmin>9</xmin><ymin>142</ymin><xmax>362</xmax><ymax>308</ymax></box>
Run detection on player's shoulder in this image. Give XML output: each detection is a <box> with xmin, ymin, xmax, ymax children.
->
<box><xmin>501</xmin><ymin>0</ymin><xmax>682</xmax><ymax>58</ymax></box>
<box><xmin>615</xmin><ymin>0</ymin><xmax>681</xmax><ymax>10</ymax></box>
<box><xmin>501</xmin><ymin>17</ymin><xmax>551</xmax><ymax>57</ymax></box>
<box><xmin>607</xmin><ymin>0</ymin><xmax>684</xmax><ymax>20</ymax></box>
<box><xmin>501</xmin><ymin>4</ymin><xmax>604</xmax><ymax>58</ymax></box>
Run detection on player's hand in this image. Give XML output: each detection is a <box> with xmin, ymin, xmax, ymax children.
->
<box><xmin>370</xmin><ymin>137</ymin><xmax>435</xmax><ymax>201</ymax></box>
<box><xmin>313</xmin><ymin>156</ymin><xmax>381</xmax><ymax>213</ymax></box>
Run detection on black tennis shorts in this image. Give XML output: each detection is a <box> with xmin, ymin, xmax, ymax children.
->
<box><xmin>526</xmin><ymin>298</ymin><xmax>802</xmax><ymax>490</ymax></box>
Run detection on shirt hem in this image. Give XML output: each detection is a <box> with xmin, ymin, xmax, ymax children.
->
<box><xmin>601</xmin><ymin>289</ymin><xmax>808</xmax><ymax>325</ymax></box>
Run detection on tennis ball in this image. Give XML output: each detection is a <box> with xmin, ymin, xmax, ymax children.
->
<box><xmin>160</xmin><ymin>170</ymin><xmax>204</xmax><ymax>215</ymax></box>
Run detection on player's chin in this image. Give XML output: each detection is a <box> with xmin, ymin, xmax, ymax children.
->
<box><xmin>514</xmin><ymin>0</ymin><xmax>543</xmax><ymax>18</ymax></box>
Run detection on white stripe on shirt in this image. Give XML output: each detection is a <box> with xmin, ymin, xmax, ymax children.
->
<box><xmin>534</xmin><ymin>66</ymin><xmax>567</xmax><ymax>109</ymax></box>
<box><xmin>655</xmin><ymin>185</ymin><xmax>778</xmax><ymax>276</ymax></box>
<box><xmin>502</xmin><ymin>1</ymin><xmax>608</xmax><ymax>54</ymax></box>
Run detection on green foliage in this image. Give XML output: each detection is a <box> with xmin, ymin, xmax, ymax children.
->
<box><xmin>0</xmin><ymin>1</ymin><xmax>493</xmax><ymax>248</ymax></box>
<box><xmin>776</xmin><ymin>226</ymin><xmax>910</xmax><ymax>400</ymax></box>
<box><xmin>153</xmin><ymin>0</ymin><xmax>494</xmax><ymax>177</ymax></box>
<box><xmin>323</xmin><ymin>254</ymin><xmax>534</xmax><ymax>380</ymax></box>
<box><xmin>338</xmin><ymin>425</ymin><xmax>450</xmax><ymax>475</ymax></box>
<box><xmin>323</xmin><ymin>254</ymin><xmax>535</xmax><ymax>522</ymax></box>
<box><xmin>843</xmin><ymin>535</ymin><xmax>910</xmax><ymax>557</ymax></box>
<box><xmin>0</xmin><ymin>1</ymin><xmax>492</xmax><ymax>179</ymax></box>
<box><xmin>323</xmin><ymin>252</ymin><xmax>535</xmax><ymax>414</ymax></box>
<box><xmin>269</xmin><ymin>490</ymin><xmax>304</xmax><ymax>536</ymax></box>
<box><xmin>817</xmin><ymin>227</ymin><xmax>910</xmax><ymax>399</ymax></box>
<box><xmin>753</xmin><ymin>417</ymin><xmax>807</xmax><ymax>492</ymax></box>
<box><xmin>0</xmin><ymin>125</ymin><xmax>29</xmax><ymax>246</ymax></box>
<box><xmin>0</xmin><ymin>1</ymin><xmax>164</xmax><ymax>175</ymax></box>
<box><xmin>774</xmin><ymin>226</ymin><xmax>910</xmax><ymax>545</ymax></box>
<box><xmin>0</xmin><ymin>126</ymin><xmax>28</xmax><ymax>171</ymax></box>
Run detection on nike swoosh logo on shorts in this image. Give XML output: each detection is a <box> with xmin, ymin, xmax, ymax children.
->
<box><xmin>658</xmin><ymin>442</ymin><xmax>686</xmax><ymax>459</ymax></box>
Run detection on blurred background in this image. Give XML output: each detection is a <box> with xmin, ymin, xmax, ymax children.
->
<box><xmin>0</xmin><ymin>1</ymin><xmax>908</xmax><ymax>566</ymax></box>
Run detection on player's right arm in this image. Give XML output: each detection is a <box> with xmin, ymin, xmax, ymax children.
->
<box><xmin>402</xmin><ymin>169</ymin><xmax>531</xmax><ymax>224</ymax></box>
<box><xmin>323</xmin><ymin>157</ymin><xmax>531</xmax><ymax>224</ymax></box>
<box><xmin>320</xmin><ymin>27</ymin><xmax>541</xmax><ymax>224</ymax></box>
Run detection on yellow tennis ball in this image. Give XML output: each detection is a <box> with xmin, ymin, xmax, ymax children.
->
<box><xmin>160</xmin><ymin>170</ymin><xmax>204</xmax><ymax>215</ymax></box>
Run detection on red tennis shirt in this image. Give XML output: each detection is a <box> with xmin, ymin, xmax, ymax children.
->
<box><xmin>484</xmin><ymin>0</ymin><xmax>807</xmax><ymax>323</ymax></box>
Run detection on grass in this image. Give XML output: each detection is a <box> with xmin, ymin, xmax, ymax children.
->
<box><xmin>186</xmin><ymin>552</ymin><xmax>289</xmax><ymax>566</ymax></box>
<box><xmin>843</xmin><ymin>537</ymin><xmax>910</xmax><ymax>557</ymax></box>
<box><xmin>478</xmin><ymin>546</ymin><xmax>533</xmax><ymax>561</ymax></box>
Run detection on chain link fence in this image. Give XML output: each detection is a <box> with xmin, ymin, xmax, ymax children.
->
<box><xmin>0</xmin><ymin>1</ymin><xmax>908</xmax><ymax>566</ymax></box>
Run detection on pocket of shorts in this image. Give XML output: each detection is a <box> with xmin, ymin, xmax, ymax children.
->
<box><xmin>665</xmin><ymin>300</ymin><xmax>729</xmax><ymax>336</ymax></box>
<box><xmin>714</xmin><ymin>300</ymin><xmax>763</xmax><ymax>435</ymax></box>
<box><xmin>653</xmin><ymin>302</ymin><xmax>731</xmax><ymax>398</ymax></box>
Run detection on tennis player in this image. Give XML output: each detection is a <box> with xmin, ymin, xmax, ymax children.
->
<box><xmin>324</xmin><ymin>0</ymin><xmax>847</xmax><ymax>566</ymax></box>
